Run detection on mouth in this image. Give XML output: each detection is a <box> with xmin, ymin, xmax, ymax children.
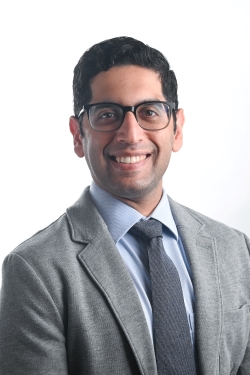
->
<box><xmin>111</xmin><ymin>155</ymin><xmax>149</xmax><ymax>164</ymax></box>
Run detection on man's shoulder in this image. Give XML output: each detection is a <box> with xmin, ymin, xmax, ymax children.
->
<box><xmin>11</xmin><ymin>212</ymin><xmax>69</xmax><ymax>257</ymax></box>
<box><xmin>168</xmin><ymin>197</ymin><xmax>249</xmax><ymax>244</ymax></box>
<box><xmin>8</xmin><ymin>187</ymin><xmax>99</xmax><ymax>262</ymax></box>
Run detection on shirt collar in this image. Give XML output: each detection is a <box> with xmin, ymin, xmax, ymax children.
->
<box><xmin>150</xmin><ymin>191</ymin><xmax>178</xmax><ymax>240</ymax></box>
<box><xmin>90</xmin><ymin>181</ymin><xmax>178</xmax><ymax>243</ymax></box>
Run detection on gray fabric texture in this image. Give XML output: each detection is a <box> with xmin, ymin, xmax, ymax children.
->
<box><xmin>0</xmin><ymin>187</ymin><xmax>249</xmax><ymax>375</ymax></box>
<box><xmin>132</xmin><ymin>219</ymin><xmax>196</xmax><ymax>375</ymax></box>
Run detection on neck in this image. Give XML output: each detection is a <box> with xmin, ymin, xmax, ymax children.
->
<box><xmin>112</xmin><ymin>187</ymin><xmax>163</xmax><ymax>217</ymax></box>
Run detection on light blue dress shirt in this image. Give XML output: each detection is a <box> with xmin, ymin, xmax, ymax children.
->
<box><xmin>90</xmin><ymin>181</ymin><xmax>195</xmax><ymax>344</ymax></box>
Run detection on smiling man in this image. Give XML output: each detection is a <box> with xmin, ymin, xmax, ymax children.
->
<box><xmin>70</xmin><ymin>64</ymin><xmax>184</xmax><ymax>216</ymax></box>
<box><xmin>0</xmin><ymin>37</ymin><xmax>250</xmax><ymax>375</ymax></box>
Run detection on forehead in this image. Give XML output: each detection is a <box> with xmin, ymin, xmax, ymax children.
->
<box><xmin>89</xmin><ymin>65</ymin><xmax>165</xmax><ymax>105</ymax></box>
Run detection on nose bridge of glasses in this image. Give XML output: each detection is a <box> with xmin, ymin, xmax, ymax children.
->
<box><xmin>116</xmin><ymin>105</ymin><xmax>145</xmax><ymax>142</ymax></box>
<box><xmin>122</xmin><ymin>105</ymin><xmax>137</xmax><ymax>121</ymax></box>
<box><xmin>119</xmin><ymin>105</ymin><xmax>144</xmax><ymax>131</ymax></box>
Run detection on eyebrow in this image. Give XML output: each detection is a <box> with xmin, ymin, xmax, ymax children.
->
<box><xmin>89</xmin><ymin>98</ymin><xmax>166</xmax><ymax>106</ymax></box>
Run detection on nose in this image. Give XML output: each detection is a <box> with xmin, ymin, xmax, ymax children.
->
<box><xmin>116</xmin><ymin>111</ymin><xmax>145</xmax><ymax>144</ymax></box>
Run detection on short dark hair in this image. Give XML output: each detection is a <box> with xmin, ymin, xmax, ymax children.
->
<box><xmin>73</xmin><ymin>36</ymin><xmax>178</xmax><ymax>130</ymax></box>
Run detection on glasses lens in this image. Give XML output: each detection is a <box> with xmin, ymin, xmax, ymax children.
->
<box><xmin>136</xmin><ymin>102</ymin><xmax>171</xmax><ymax>130</ymax></box>
<box><xmin>89</xmin><ymin>104</ymin><xmax>123</xmax><ymax>131</ymax></box>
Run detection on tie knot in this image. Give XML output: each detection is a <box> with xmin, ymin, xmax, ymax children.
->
<box><xmin>131</xmin><ymin>218</ymin><xmax>163</xmax><ymax>241</ymax></box>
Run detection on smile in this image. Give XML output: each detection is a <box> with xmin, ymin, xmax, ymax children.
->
<box><xmin>114</xmin><ymin>155</ymin><xmax>147</xmax><ymax>164</ymax></box>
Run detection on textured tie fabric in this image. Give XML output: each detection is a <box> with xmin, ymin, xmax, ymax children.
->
<box><xmin>131</xmin><ymin>218</ymin><xmax>197</xmax><ymax>375</ymax></box>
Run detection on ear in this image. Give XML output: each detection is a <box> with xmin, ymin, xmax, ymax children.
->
<box><xmin>172</xmin><ymin>108</ymin><xmax>185</xmax><ymax>152</ymax></box>
<box><xmin>69</xmin><ymin>116</ymin><xmax>84</xmax><ymax>158</ymax></box>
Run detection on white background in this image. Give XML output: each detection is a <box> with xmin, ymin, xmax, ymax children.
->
<box><xmin>1</xmin><ymin>0</ymin><xmax>250</xmax><ymax>283</ymax></box>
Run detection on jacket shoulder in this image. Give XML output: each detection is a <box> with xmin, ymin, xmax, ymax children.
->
<box><xmin>169</xmin><ymin>197</ymin><xmax>249</xmax><ymax>246</ymax></box>
<box><xmin>10</xmin><ymin>212</ymin><xmax>71</xmax><ymax>259</ymax></box>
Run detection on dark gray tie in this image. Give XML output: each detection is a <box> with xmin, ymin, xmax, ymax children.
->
<box><xmin>131</xmin><ymin>218</ymin><xmax>196</xmax><ymax>375</ymax></box>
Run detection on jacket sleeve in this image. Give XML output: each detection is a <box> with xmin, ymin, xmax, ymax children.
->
<box><xmin>0</xmin><ymin>253</ymin><xmax>69</xmax><ymax>375</ymax></box>
<box><xmin>238</xmin><ymin>233</ymin><xmax>250</xmax><ymax>375</ymax></box>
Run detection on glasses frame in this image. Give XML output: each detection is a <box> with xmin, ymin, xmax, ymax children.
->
<box><xmin>78</xmin><ymin>100</ymin><xmax>175</xmax><ymax>133</ymax></box>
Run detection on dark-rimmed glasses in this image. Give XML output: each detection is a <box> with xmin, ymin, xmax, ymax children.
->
<box><xmin>78</xmin><ymin>101</ymin><xmax>175</xmax><ymax>132</ymax></box>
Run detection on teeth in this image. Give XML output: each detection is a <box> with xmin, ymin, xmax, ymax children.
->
<box><xmin>115</xmin><ymin>155</ymin><xmax>147</xmax><ymax>164</ymax></box>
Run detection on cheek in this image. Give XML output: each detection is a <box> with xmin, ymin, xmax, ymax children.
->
<box><xmin>83</xmin><ymin>133</ymin><xmax>108</xmax><ymax>165</ymax></box>
<box><xmin>154</xmin><ymin>132</ymin><xmax>174</xmax><ymax>154</ymax></box>
<box><xmin>156</xmin><ymin>139</ymin><xmax>175</xmax><ymax>169</ymax></box>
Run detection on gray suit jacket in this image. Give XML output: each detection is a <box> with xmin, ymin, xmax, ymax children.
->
<box><xmin>0</xmin><ymin>187</ymin><xmax>250</xmax><ymax>375</ymax></box>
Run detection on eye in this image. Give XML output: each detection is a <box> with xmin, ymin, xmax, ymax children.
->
<box><xmin>138</xmin><ymin>104</ymin><xmax>162</xmax><ymax>121</ymax></box>
<box><xmin>99</xmin><ymin>111</ymin><xmax>116</xmax><ymax>119</ymax></box>
<box><xmin>92</xmin><ymin>107</ymin><xmax>120</xmax><ymax>123</ymax></box>
<box><xmin>142</xmin><ymin>109</ymin><xmax>157</xmax><ymax>117</ymax></box>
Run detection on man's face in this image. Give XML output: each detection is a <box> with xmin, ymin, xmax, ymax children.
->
<box><xmin>70</xmin><ymin>65</ymin><xmax>184</xmax><ymax>206</ymax></box>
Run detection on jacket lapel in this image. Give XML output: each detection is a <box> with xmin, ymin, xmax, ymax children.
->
<box><xmin>169</xmin><ymin>198</ymin><xmax>222</xmax><ymax>375</ymax></box>
<box><xmin>67</xmin><ymin>188</ymin><xmax>157</xmax><ymax>375</ymax></box>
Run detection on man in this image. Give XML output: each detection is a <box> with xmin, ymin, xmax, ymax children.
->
<box><xmin>0</xmin><ymin>37</ymin><xmax>249</xmax><ymax>375</ymax></box>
